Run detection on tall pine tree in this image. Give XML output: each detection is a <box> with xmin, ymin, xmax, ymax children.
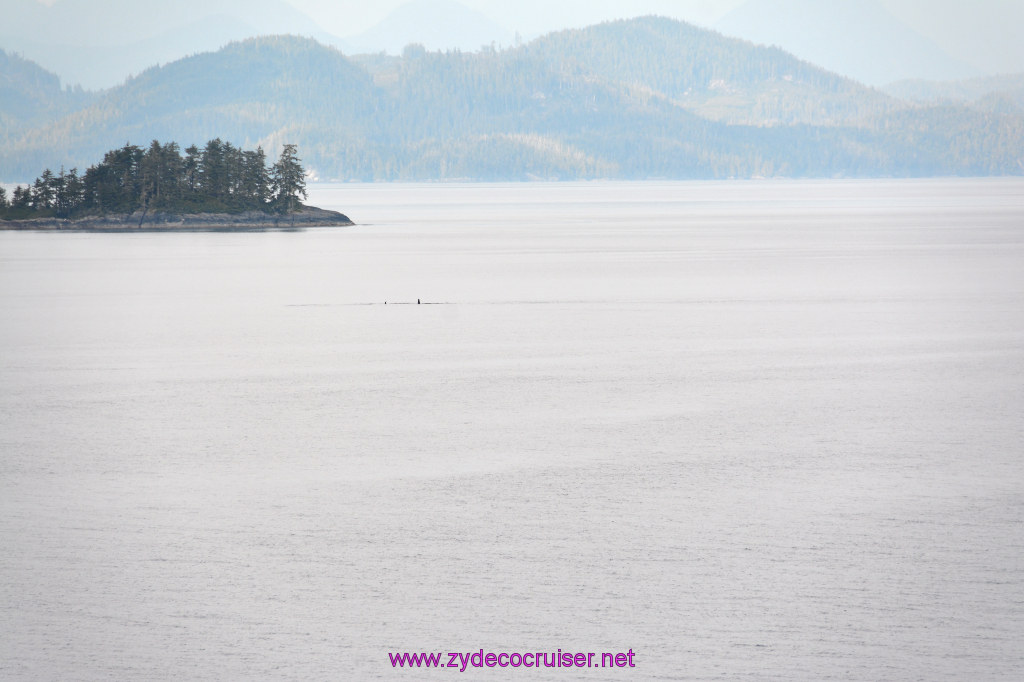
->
<box><xmin>272</xmin><ymin>144</ymin><xmax>307</xmax><ymax>213</ymax></box>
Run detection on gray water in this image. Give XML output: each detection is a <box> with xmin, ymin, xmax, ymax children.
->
<box><xmin>1</xmin><ymin>179</ymin><xmax>1023</xmax><ymax>680</ymax></box>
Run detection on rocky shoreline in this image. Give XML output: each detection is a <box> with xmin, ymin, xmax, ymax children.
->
<box><xmin>0</xmin><ymin>205</ymin><xmax>353</xmax><ymax>231</ymax></box>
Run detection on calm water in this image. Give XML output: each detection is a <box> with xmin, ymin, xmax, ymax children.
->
<box><xmin>1</xmin><ymin>180</ymin><xmax>1023</xmax><ymax>680</ymax></box>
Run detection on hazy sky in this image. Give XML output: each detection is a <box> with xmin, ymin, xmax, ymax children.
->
<box><xmin>279</xmin><ymin>0</ymin><xmax>1014</xmax><ymax>43</ymax></box>
<box><xmin>30</xmin><ymin>0</ymin><xmax>1017</xmax><ymax>47</ymax></box>
<box><xmin>290</xmin><ymin>0</ymin><xmax>742</xmax><ymax>34</ymax></box>
<box><xmin>290</xmin><ymin>0</ymin><xmax>743</xmax><ymax>33</ymax></box>
<box><xmin>287</xmin><ymin>0</ymin><xmax>1021</xmax><ymax>74</ymax></box>
<box><xmin>24</xmin><ymin>0</ymin><xmax>1024</xmax><ymax>80</ymax></box>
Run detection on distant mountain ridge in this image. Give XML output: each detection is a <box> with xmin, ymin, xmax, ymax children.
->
<box><xmin>5</xmin><ymin>0</ymin><xmax>1011</xmax><ymax>91</ymax></box>
<box><xmin>885</xmin><ymin>74</ymin><xmax>1024</xmax><ymax>112</ymax></box>
<box><xmin>0</xmin><ymin>49</ymin><xmax>95</xmax><ymax>133</ymax></box>
<box><xmin>2</xmin><ymin>19</ymin><xmax>1022</xmax><ymax>182</ymax></box>
<box><xmin>518</xmin><ymin>19</ymin><xmax>896</xmax><ymax>127</ymax></box>
<box><xmin>0</xmin><ymin>0</ymin><xmax>338</xmax><ymax>89</ymax></box>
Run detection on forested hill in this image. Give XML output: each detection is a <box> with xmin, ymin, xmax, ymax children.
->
<box><xmin>2</xmin><ymin>18</ymin><xmax>1023</xmax><ymax>182</ymax></box>
<box><xmin>0</xmin><ymin>49</ymin><xmax>95</xmax><ymax>134</ymax></box>
<box><xmin>516</xmin><ymin>19</ymin><xmax>896</xmax><ymax>126</ymax></box>
<box><xmin>884</xmin><ymin>74</ymin><xmax>1024</xmax><ymax>112</ymax></box>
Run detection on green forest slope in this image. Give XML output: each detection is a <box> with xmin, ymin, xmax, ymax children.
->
<box><xmin>2</xmin><ymin>18</ymin><xmax>1022</xmax><ymax>181</ymax></box>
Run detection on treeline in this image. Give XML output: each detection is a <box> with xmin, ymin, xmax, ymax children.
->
<box><xmin>0</xmin><ymin>139</ymin><xmax>307</xmax><ymax>219</ymax></box>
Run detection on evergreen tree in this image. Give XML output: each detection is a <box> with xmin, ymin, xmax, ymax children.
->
<box><xmin>184</xmin><ymin>145</ymin><xmax>201</xmax><ymax>194</ymax></box>
<box><xmin>241</xmin><ymin>147</ymin><xmax>271</xmax><ymax>206</ymax></box>
<box><xmin>5</xmin><ymin>138</ymin><xmax>308</xmax><ymax>219</ymax></box>
<box><xmin>271</xmin><ymin>144</ymin><xmax>307</xmax><ymax>213</ymax></box>
<box><xmin>200</xmin><ymin>138</ymin><xmax>227</xmax><ymax>204</ymax></box>
<box><xmin>12</xmin><ymin>186</ymin><xmax>32</xmax><ymax>210</ymax></box>
<box><xmin>53</xmin><ymin>167</ymin><xmax>82</xmax><ymax>218</ymax></box>
<box><xmin>224</xmin><ymin>142</ymin><xmax>244</xmax><ymax>208</ymax></box>
<box><xmin>157</xmin><ymin>141</ymin><xmax>184</xmax><ymax>207</ymax></box>
<box><xmin>33</xmin><ymin>169</ymin><xmax>56</xmax><ymax>210</ymax></box>
<box><xmin>139</xmin><ymin>141</ymin><xmax>163</xmax><ymax>211</ymax></box>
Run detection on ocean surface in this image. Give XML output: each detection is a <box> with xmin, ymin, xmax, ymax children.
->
<box><xmin>1</xmin><ymin>179</ymin><xmax>1023</xmax><ymax>680</ymax></box>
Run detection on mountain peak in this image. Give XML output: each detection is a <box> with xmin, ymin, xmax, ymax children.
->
<box><xmin>0</xmin><ymin>0</ymin><xmax>334</xmax><ymax>89</ymax></box>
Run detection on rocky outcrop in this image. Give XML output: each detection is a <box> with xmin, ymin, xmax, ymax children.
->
<box><xmin>0</xmin><ymin>206</ymin><xmax>353</xmax><ymax>230</ymax></box>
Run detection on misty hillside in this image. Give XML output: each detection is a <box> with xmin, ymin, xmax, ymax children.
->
<box><xmin>0</xmin><ymin>49</ymin><xmax>95</xmax><ymax>135</ymax></box>
<box><xmin>517</xmin><ymin>18</ymin><xmax>898</xmax><ymax>127</ymax></box>
<box><xmin>2</xmin><ymin>18</ymin><xmax>1023</xmax><ymax>182</ymax></box>
<box><xmin>885</xmin><ymin>74</ymin><xmax>1024</xmax><ymax>112</ymax></box>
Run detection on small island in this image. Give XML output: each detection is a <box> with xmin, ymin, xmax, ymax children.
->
<box><xmin>0</xmin><ymin>139</ymin><xmax>352</xmax><ymax>230</ymax></box>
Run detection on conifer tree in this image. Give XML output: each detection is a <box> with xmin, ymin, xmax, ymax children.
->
<box><xmin>271</xmin><ymin>144</ymin><xmax>306</xmax><ymax>213</ymax></box>
<box><xmin>2</xmin><ymin>138</ymin><xmax>309</xmax><ymax>219</ymax></box>
<box><xmin>33</xmin><ymin>169</ymin><xmax>55</xmax><ymax>209</ymax></box>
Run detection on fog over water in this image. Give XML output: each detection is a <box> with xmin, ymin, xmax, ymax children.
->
<box><xmin>1</xmin><ymin>179</ymin><xmax>1023</xmax><ymax>679</ymax></box>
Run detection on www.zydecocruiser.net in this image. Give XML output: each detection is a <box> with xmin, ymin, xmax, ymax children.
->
<box><xmin>389</xmin><ymin>648</ymin><xmax>637</xmax><ymax>671</ymax></box>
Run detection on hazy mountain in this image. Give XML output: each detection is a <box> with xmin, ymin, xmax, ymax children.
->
<box><xmin>885</xmin><ymin>74</ymin><xmax>1024</xmax><ymax>111</ymax></box>
<box><xmin>519</xmin><ymin>18</ymin><xmax>897</xmax><ymax>127</ymax></box>
<box><xmin>0</xmin><ymin>0</ymin><xmax>337</xmax><ymax>89</ymax></box>
<box><xmin>3</xmin><ymin>19</ymin><xmax>1022</xmax><ymax>182</ymax></box>
<box><xmin>344</xmin><ymin>0</ymin><xmax>515</xmax><ymax>55</ymax></box>
<box><xmin>0</xmin><ymin>49</ymin><xmax>94</xmax><ymax>135</ymax></box>
<box><xmin>716</xmin><ymin>0</ymin><xmax>978</xmax><ymax>86</ymax></box>
<box><xmin>3</xmin><ymin>36</ymin><xmax>379</xmax><ymax>178</ymax></box>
